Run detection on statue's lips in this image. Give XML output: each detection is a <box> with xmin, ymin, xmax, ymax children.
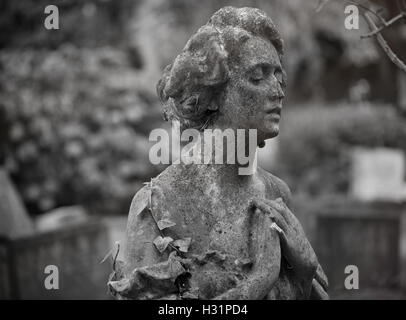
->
<box><xmin>264</xmin><ymin>106</ymin><xmax>282</xmax><ymax>117</ymax></box>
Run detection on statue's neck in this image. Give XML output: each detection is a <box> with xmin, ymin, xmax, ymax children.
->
<box><xmin>179</xmin><ymin>128</ymin><xmax>259</xmax><ymax>178</ymax></box>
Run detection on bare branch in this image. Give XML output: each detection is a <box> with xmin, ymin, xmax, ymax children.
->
<box><xmin>361</xmin><ymin>12</ymin><xmax>406</xmax><ymax>38</ymax></box>
<box><xmin>316</xmin><ymin>0</ymin><xmax>386</xmax><ymax>24</ymax></box>
<box><xmin>363</xmin><ymin>12</ymin><xmax>406</xmax><ymax>73</ymax></box>
<box><xmin>317</xmin><ymin>0</ymin><xmax>406</xmax><ymax>73</ymax></box>
<box><xmin>345</xmin><ymin>0</ymin><xmax>387</xmax><ymax>24</ymax></box>
<box><xmin>315</xmin><ymin>0</ymin><xmax>330</xmax><ymax>12</ymax></box>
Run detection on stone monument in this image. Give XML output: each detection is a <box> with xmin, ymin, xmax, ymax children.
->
<box><xmin>0</xmin><ymin>168</ymin><xmax>34</xmax><ymax>239</ymax></box>
<box><xmin>108</xmin><ymin>6</ymin><xmax>328</xmax><ymax>300</ymax></box>
<box><xmin>351</xmin><ymin>147</ymin><xmax>406</xmax><ymax>202</ymax></box>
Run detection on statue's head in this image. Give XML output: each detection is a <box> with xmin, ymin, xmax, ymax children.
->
<box><xmin>157</xmin><ymin>6</ymin><xmax>286</xmax><ymax>143</ymax></box>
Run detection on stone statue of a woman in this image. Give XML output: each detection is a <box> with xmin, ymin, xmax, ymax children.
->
<box><xmin>108</xmin><ymin>6</ymin><xmax>329</xmax><ymax>300</ymax></box>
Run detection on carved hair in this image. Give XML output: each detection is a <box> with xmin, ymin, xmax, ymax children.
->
<box><xmin>157</xmin><ymin>6</ymin><xmax>284</xmax><ymax>131</ymax></box>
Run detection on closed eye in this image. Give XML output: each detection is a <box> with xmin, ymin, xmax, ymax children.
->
<box><xmin>249</xmin><ymin>65</ymin><xmax>271</xmax><ymax>85</ymax></box>
<box><xmin>274</xmin><ymin>68</ymin><xmax>283</xmax><ymax>84</ymax></box>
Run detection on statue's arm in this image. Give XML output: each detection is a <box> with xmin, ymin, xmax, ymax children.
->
<box><xmin>272</xmin><ymin>175</ymin><xmax>329</xmax><ymax>299</ymax></box>
<box><xmin>125</xmin><ymin>190</ymin><xmax>165</xmax><ymax>271</ymax></box>
<box><xmin>114</xmin><ymin>188</ymin><xmax>183</xmax><ymax>300</ymax></box>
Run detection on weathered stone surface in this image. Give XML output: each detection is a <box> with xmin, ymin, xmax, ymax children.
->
<box><xmin>0</xmin><ymin>168</ymin><xmax>34</xmax><ymax>239</ymax></box>
<box><xmin>112</xmin><ymin>7</ymin><xmax>328</xmax><ymax>300</ymax></box>
<box><xmin>0</xmin><ymin>220</ymin><xmax>110</xmax><ymax>299</ymax></box>
<box><xmin>35</xmin><ymin>206</ymin><xmax>88</xmax><ymax>232</ymax></box>
<box><xmin>313</xmin><ymin>199</ymin><xmax>406</xmax><ymax>296</ymax></box>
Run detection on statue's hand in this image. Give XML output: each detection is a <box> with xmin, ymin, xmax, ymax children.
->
<box><xmin>252</xmin><ymin>198</ymin><xmax>318</xmax><ymax>284</ymax></box>
<box><xmin>310</xmin><ymin>264</ymin><xmax>329</xmax><ymax>299</ymax></box>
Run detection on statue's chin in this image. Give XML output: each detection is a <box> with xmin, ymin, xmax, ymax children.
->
<box><xmin>262</xmin><ymin>125</ymin><xmax>280</xmax><ymax>140</ymax></box>
<box><xmin>258</xmin><ymin>130</ymin><xmax>278</xmax><ymax>148</ymax></box>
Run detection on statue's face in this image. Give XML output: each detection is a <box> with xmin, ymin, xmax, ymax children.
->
<box><xmin>219</xmin><ymin>36</ymin><xmax>285</xmax><ymax>143</ymax></box>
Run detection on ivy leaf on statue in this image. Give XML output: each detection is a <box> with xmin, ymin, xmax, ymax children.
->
<box><xmin>173</xmin><ymin>237</ymin><xmax>192</xmax><ymax>253</ymax></box>
<box><xmin>130</xmin><ymin>185</ymin><xmax>150</xmax><ymax>216</ymax></box>
<box><xmin>153</xmin><ymin>236</ymin><xmax>174</xmax><ymax>253</ymax></box>
<box><xmin>157</xmin><ymin>218</ymin><xmax>177</xmax><ymax>230</ymax></box>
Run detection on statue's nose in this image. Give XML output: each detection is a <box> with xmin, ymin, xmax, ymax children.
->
<box><xmin>268</xmin><ymin>85</ymin><xmax>285</xmax><ymax>101</ymax></box>
<box><xmin>278</xmin><ymin>88</ymin><xmax>285</xmax><ymax>100</ymax></box>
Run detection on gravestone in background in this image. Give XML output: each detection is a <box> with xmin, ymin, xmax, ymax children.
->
<box><xmin>311</xmin><ymin>147</ymin><xmax>406</xmax><ymax>298</ymax></box>
<box><xmin>0</xmin><ymin>168</ymin><xmax>112</xmax><ymax>299</ymax></box>
<box><xmin>350</xmin><ymin>147</ymin><xmax>406</xmax><ymax>202</ymax></box>
<box><xmin>312</xmin><ymin>199</ymin><xmax>406</xmax><ymax>298</ymax></box>
<box><xmin>0</xmin><ymin>220</ymin><xmax>111</xmax><ymax>299</ymax></box>
<box><xmin>298</xmin><ymin>147</ymin><xmax>406</xmax><ymax>297</ymax></box>
<box><xmin>0</xmin><ymin>168</ymin><xmax>34</xmax><ymax>239</ymax></box>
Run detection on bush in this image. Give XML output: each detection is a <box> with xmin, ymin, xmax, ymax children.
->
<box><xmin>0</xmin><ymin>46</ymin><xmax>162</xmax><ymax>215</ymax></box>
<box><xmin>276</xmin><ymin>104</ymin><xmax>406</xmax><ymax>197</ymax></box>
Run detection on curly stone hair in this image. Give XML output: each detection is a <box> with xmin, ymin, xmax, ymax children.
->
<box><xmin>157</xmin><ymin>6</ymin><xmax>285</xmax><ymax>132</ymax></box>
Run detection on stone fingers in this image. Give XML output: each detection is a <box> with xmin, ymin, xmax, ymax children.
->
<box><xmin>264</xmin><ymin>197</ymin><xmax>296</xmax><ymax>225</ymax></box>
<box><xmin>314</xmin><ymin>264</ymin><xmax>329</xmax><ymax>291</ymax></box>
<box><xmin>251</xmin><ymin>198</ymin><xmax>289</xmax><ymax>233</ymax></box>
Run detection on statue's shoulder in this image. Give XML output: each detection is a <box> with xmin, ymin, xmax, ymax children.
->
<box><xmin>258</xmin><ymin>167</ymin><xmax>292</xmax><ymax>207</ymax></box>
<box><xmin>149</xmin><ymin>164</ymin><xmax>200</xmax><ymax>196</ymax></box>
<box><xmin>127</xmin><ymin>164</ymin><xmax>204</xmax><ymax>258</ymax></box>
<box><xmin>128</xmin><ymin>164</ymin><xmax>199</xmax><ymax>220</ymax></box>
<box><xmin>125</xmin><ymin>165</ymin><xmax>188</xmax><ymax>271</ymax></box>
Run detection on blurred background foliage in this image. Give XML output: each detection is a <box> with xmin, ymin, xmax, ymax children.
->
<box><xmin>0</xmin><ymin>0</ymin><xmax>405</xmax><ymax>216</ymax></box>
<box><xmin>278</xmin><ymin>104</ymin><xmax>406</xmax><ymax>197</ymax></box>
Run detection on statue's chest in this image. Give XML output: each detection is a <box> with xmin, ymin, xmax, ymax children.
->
<box><xmin>171</xmin><ymin>183</ymin><xmax>279</xmax><ymax>256</ymax></box>
<box><xmin>206</xmin><ymin>205</ymin><xmax>251</xmax><ymax>258</ymax></box>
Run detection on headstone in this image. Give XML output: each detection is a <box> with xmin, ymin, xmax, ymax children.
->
<box><xmin>0</xmin><ymin>220</ymin><xmax>111</xmax><ymax>299</ymax></box>
<box><xmin>314</xmin><ymin>199</ymin><xmax>406</xmax><ymax>297</ymax></box>
<box><xmin>0</xmin><ymin>168</ymin><xmax>34</xmax><ymax>239</ymax></box>
<box><xmin>350</xmin><ymin>147</ymin><xmax>406</xmax><ymax>201</ymax></box>
<box><xmin>35</xmin><ymin>205</ymin><xmax>88</xmax><ymax>232</ymax></box>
